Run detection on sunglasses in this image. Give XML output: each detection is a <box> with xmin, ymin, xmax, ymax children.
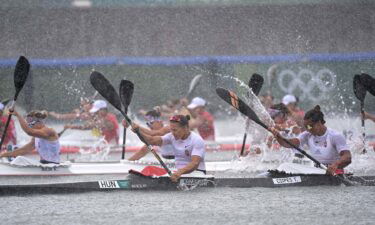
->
<box><xmin>28</xmin><ymin>121</ymin><xmax>38</xmax><ymax>128</ymax></box>
<box><xmin>26</xmin><ymin>116</ymin><xmax>42</xmax><ymax>128</ymax></box>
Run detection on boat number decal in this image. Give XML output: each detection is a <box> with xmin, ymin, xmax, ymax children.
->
<box><xmin>180</xmin><ymin>178</ymin><xmax>210</xmax><ymax>187</ymax></box>
<box><xmin>272</xmin><ymin>176</ymin><xmax>302</xmax><ymax>185</ymax></box>
<box><xmin>98</xmin><ymin>180</ymin><xmax>120</xmax><ymax>189</ymax></box>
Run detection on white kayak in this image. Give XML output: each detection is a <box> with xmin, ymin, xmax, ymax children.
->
<box><xmin>0</xmin><ymin>156</ymin><xmax>239</xmax><ymax>177</ymax></box>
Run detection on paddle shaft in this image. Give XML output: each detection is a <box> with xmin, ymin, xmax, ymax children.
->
<box><xmin>360</xmin><ymin>101</ymin><xmax>367</xmax><ymax>153</ymax></box>
<box><xmin>58</xmin><ymin>127</ymin><xmax>68</xmax><ymax>137</ymax></box>
<box><xmin>261</xmin><ymin>114</ymin><xmax>355</xmax><ymax>185</ymax></box>
<box><xmin>216</xmin><ymin>87</ymin><xmax>326</xmax><ymax>170</ymax></box>
<box><xmin>240</xmin><ymin>74</ymin><xmax>264</xmax><ymax>156</ymax></box>
<box><xmin>257</xmin><ymin>121</ymin><xmax>328</xmax><ymax>170</ymax></box>
<box><xmin>0</xmin><ymin>101</ymin><xmax>16</xmax><ymax>150</ymax></box>
<box><xmin>0</xmin><ymin>56</ymin><xmax>30</xmax><ymax>150</ymax></box>
<box><xmin>121</xmin><ymin>108</ymin><xmax>128</xmax><ymax>159</ymax></box>
<box><xmin>90</xmin><ymin>72</ymin><xmax>170</xmax><ymax>175</ymax></box>
<box><xmin>122</xmin><ymin>112</ymin><xmax>172</xmax><ymax>176</ymax></box>
<box><xmin>119</xmin><ymin>79</ymin><xmax>134</xmax><ymax>160</ymax></box>
<box><xmin>240</xmin><ymin>120</ymin><xmax>250</xmax><ymax>156</ymax></box>
<box><xmin>0</xmin><ymin>114</ymin><xmax>13</xmax><ymax>149</ymax></box>
<box><xmin>353</xmin><ymin>75</ymin><xmax>367</xmax><ymax>153</ymax></box>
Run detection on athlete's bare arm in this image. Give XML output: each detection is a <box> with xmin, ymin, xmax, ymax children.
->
<box><xmin>0</xmin><ymin>139</ymin><xmax>34</xmax><ymax>158</ymax></box>
<box><xmin>132</xmin><ymin>123</ymin><xmax>163</xmax><ymax>146</ymax></box>
<box><xmin>170</xmin><ymin>156</ymin><xmax>202</xmax><ymax>182</ymax></box>
<box><xmin>12</xmin><ymin>111</ymin><xmax>57</xmax><ymax>140</ymax></box>
<box><xmin>270</xmin><ymin>127</ymin><xmax>300</xmax><ymax>148</ymax></box>
<box><xmin>139</xmin><ymin>126</ymin><xmax>170</xmax><ymax>136</ymax></box>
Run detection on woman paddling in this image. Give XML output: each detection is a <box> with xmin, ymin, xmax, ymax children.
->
<box><xmin>127</xmin><ymin>109</ymin><xmax>174</xmax><ymax>160</ymax></box>
<box><xmin>0</xmin><ymin>109</ymin><xmax>60</xmax><ymax>164</ymax></box>
<box><xmin>270</xmin><ymin>105</ymin><xmax>351</xmax><ymax>175</ymax></box>
<box><xmin>265</xmin><ymin>103</ymin><xmax>303</xmax><ymax>162</ymax></box>
<box><xmin>130</xmin><ymin>114</ymin><xmax>206</xmax><ymax>182</ymax></box>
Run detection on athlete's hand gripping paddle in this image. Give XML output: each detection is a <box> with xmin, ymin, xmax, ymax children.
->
<box><xmin>89</xmin><ymin>71</ymin><xmax>172</xmax><ymax>176</ymax></box>
<box><xmin>216</xmin><ymin>87</ymin><xmax>358</xmax><ymax>186</ymax></box>
<box><xmin>0</xmin><ymin>56</ymin><xmax>30</xmax><ymax>150</ymax></box>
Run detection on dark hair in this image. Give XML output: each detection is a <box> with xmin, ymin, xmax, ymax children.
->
<box><xmin>304</xmin><ymin>105</ymin><xmax>325</xmax><ymax>124</ymax></box>
<box><xmin>145</xmin><ymin>109</ymin><xmax>161</xmax><ymax>118</ymax></box>
<box><xmin>169</xmin><ymin>114</ymin><xmax>190</xmax><ymax>127</ymax></box>
<box><xmin>27</xmin><ymin>110</ymin><xmax>48</xmax><ymax>119</ymax></box>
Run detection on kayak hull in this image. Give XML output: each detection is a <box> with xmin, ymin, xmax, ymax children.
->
<box><xmin>0</xmin><ymin>173</ymin><xmax>374</xmax><ymax>196</ymax></box>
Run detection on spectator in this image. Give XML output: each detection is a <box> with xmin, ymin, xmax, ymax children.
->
<box><xmin>188</xmin><ymin>97</ymin><xmax>216</xmax><ymax>141</ymax></box>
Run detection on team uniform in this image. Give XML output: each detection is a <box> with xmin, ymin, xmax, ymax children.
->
<box><xmin>35</xmin><ymin>137</ymin><xmax>61</xmax><ymax>164</ymax></box>
<box><xmin>0</xmin><ymin>116</ymin><xmax>17</xmax><ymax>146</ymax></box>
<box><xmin>161</xmin><ymin>132</ymin><xmax>206</xmax><ymax>172</ymax></box>
<box><xmin>197</xmin><ymin>111</ymin><xmax>215</xmax><ymax>141</ymax></box>
<box><xmin>156</xmin><ymin>144</ymin><xmax>175</xmax><ymax>159</ymax></box>
<box><xmin>100</xmin><ymin>113</ymin><xmax>119</xmax><ymax>145</ymax></box>
<box><xmin>297</xmin><ymin>128</ymin><xmax>349</xmax><ymax>165</ymax></box>
<box><xmin>10</xmin><ymin>137</ymin><xmax>60</xmax><ymax>166</ymax></box>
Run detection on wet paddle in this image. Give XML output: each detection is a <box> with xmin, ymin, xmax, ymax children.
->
<box><xmin>353</xmin><ymin>74</ymin><xmax>367</xmax><ymax>154</ymax></box>
<box><xmin>186</xmin><ymin>74</ymin><xmax>203</xmax><ymax>99</ymax></box>
<box><xmin>216</xmin><ymin>87</ymin><xmax>357</xmax><ymax>186</ymax></box>
<box><xmin>89</xmin><ymin>71</ymin><xmax>172</xmax><ymax>175</ymax></box>
<box><xmin>0</xmin><ymin>56</ymin><xmax>30</xmax><ymax>150</ymax></box>
<box><xmin>359</xmin><ymin>73</ymin><xmax>375</xmax><ymax>96</ymax></box>
<box><xmin>119</xmin><ymin>80</ymin><xmax>134</xmax><ymax>160</ymax></box>
<box><xmin>58</xmin><ymin>127</ymin><xmax>68</xmax><ymax>137</ymax></box>
<box><xmin>218</xmin><ymin>87</ymin><xmax>361</xmax><ymax>185</ymax></box>
<box><xmin>216</xmin><ymin>87</ymin><xmax>327</xmax><ymax>169</ymax></box>
<box><xmin>240</xmin><ymin>73</ymin><xmax>264</xmax><ymax>156</ymax></box>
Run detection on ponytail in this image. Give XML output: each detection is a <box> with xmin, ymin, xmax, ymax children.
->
<box><xmin>304</xmin><ymin>105</ymin><xmax>325</xmax><ymax>124</ymax></box>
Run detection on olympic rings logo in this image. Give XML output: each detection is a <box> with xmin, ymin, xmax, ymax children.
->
<box><xmin>277</xmin><ymin>68</ymin><xmax>336</xmax><ymax>102</ymax></box>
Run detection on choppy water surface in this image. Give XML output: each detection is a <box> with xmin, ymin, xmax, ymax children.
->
<box><xmin>1</xmin><ymin>186</ymin><xmax>374</xmax><ymax>225</ymax></box>
<box><xmin>3</xmin><ymin>111</ymin><xmax>375</xmax><ymax>225</ymax></box>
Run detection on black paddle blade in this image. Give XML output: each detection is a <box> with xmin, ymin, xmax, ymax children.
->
<box><xmin>14</xmin><ymin>56</ymin><xmax>30</xmax><ymax>100</ymax></box>
<box><xmin>248</xmin><ymin>73</ymin><xmax>264</xmax><ymax>96</ymax></box>
<box><xmin>216</xmin><ymin>87</ymin><xmax>268</xmax><ymax>130</ymax></box>
<box><xmin>89</xmin><ymin>71</ymin><xmax>123</xmax><ymax>113</ymax></box>
<box><xmin>360</xmin><ymin>73</ymin><xmax>375</xmax><ymax>96</ymax></box>
<box><xmin>353</xmin><ymin>74</ymin><xmax>366</xmax><ymax>101</ymax></box>
<box><xmin>119</xmin><ymin>80</ymin><xmax>134</xmax><ymax>112</ymax></box>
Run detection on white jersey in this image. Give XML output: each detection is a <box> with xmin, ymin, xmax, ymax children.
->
<box><xmin>156</xmin><ymin>144</ymin><xmax>174</xmax><ymax>157</ymax></box>
<box><xmin>161</xmin><ymin>132</ymin><xmax>205</xmax><ymax>171</ymax></box>
<box><xmin>297</xmin><ymin>128</ymin><xmax>349</xmax><ymax>165</ymax></box>
<box><xmin>35</xmin><ymin>138</ymin><xmax>61</xmax><ymax>163</ymax></box>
